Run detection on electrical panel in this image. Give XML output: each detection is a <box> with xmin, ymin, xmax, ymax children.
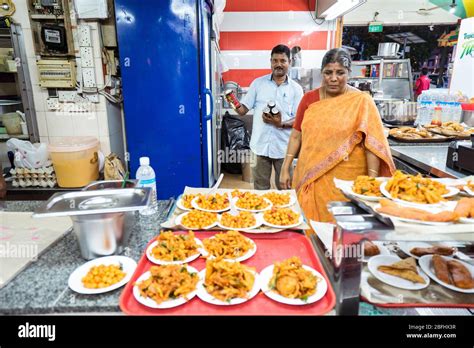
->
<box><xmin>29</xmin><ymin>0</ymin><xmax>75</xmax><ymax>57</ymax></box>
<box><xmin>37</xmin><ymin>59</ymin><xmax>76</xmax><ymax>88</ymax></box>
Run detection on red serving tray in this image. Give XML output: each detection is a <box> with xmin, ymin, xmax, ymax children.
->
<box><xmin>119</xmin><ymin>231</ymin><xmax>336</xmax><ymax>315</ymax></box>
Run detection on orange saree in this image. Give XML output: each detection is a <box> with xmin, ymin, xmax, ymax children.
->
<box><xmin>293</xmin><ymin>89</ymin><xmax>395</xmax><ymax>223</ymax></box>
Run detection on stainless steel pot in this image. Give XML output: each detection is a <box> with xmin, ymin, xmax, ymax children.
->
<box><xmin>0</xmin><ymin>99</ymin><xmax>22</xmax><ymax>114</ymax></box>
<box><xmin>377</xmin><ymin>43</ymin><xmax>400</xmax><ymax>58</ymax></box>
<box><xmin>33</xmin><ymin>187</ymin><xmax>151</xmax><ymax>260</ymax></box>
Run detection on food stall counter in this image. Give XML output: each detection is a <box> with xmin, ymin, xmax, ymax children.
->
<box><xmin>391</xmin><ymin>145</ymin><xmax>467</xmax><ymax>179</ymax></box>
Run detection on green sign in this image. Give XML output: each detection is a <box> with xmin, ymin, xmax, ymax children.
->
<box><xmin>369</xmin><ymin>22</ymin><xmax>383</xmax><ymax>33</ymax></box>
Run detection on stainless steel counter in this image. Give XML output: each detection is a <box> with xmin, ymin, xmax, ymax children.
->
<box><xmin>390</xmin><ymin>145</ymin><xmax>467</xmax><ymax>178</ymax></box>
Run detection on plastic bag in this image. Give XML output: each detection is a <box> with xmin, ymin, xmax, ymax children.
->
<box><xmin>103</xmin><ymin>153</ymin><xmax>126</xmax><ymax>180</ymax></box>
<box><xmin>6</xmin><ymin>138</ymin><xmax>50</xmax><ymax>169</ymax></box>
<box><xmin>220</xmin><ymin>112</ymin><xmax>250</xmax><ymax>174</ymax></box>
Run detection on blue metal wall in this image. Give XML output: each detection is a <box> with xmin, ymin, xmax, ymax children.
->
<box><xmin>115</xmin><ymin>0</ymin><xmax>203</xmax><ymax>199</ymax></box>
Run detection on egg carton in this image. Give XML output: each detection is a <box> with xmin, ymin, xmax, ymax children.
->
<box><xmin>10</xmin><ymin>166</ymin><xmax>55</xmax><ymax>176</ymax></box>
<box><xmin>12</xmin><ymin>178</ymin><xmax>57</xmax><ymax>188</ymax></box>
<box><xmin>14</xmin><ymin>173</ymin><xmax>56</xmax><ymax>180</ymax></box>
<box><xmin>10</xmin><ymin>166</ymin><xmax>57</xmax><ymax>188</ymax></box>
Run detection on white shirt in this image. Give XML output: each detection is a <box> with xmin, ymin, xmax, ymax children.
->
<box><xmin>241</xmin><ymin>74</ymin><xmax>303</xmax><ymax>159</ymax></box>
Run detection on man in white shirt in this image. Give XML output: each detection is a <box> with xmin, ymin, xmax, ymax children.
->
<box><xmin>233</xmin><ymin>44</ymin><xmax>303</xmax><ymax>190</ymax></box>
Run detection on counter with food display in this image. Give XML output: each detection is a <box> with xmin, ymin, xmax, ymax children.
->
<box><xmin>1</xmin><ymin>176</ymin><xmax>472</xmax><ymax>316</ymax></box>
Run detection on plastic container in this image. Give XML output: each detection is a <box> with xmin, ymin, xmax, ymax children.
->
<box><xmin>431</xmin><ymin>106</ymin><xmax>442</xmax><ymax>126</ymax></box>
<box><xmin>2</xmin><ymin>112</ymin><xmax>22</xmax><ymax>135</ymax></box>
<box><xmin>461</xmin><ymin>103</ymin><xmax>474</xmax><ymax>127</ymax></box>
<box><xmin>48</xmin><ymin>137</ymin><xmax>100</xmax><ymax>188</ymax></box>
<box><xmin>135</xmin><ymin>157</ymin><xmax>157</xmax><ymax>215</ymax></box>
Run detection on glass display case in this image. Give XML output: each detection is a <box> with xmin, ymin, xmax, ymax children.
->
<box><xmin>349</xmin><ymin>58</ymin><xmax>414</xmax><ymax>101</ymax></box>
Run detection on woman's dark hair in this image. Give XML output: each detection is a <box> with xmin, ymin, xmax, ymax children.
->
<box><xmin>421</xmin><ymin>67</ymin><xmax>429</xmax><ymax>75</ymax></box>
<box><xmin>321</xmin><ymin>48</ymin><xmax>352</xmax><ymax>71</ymax></box>
<box><xmin>271</xmin><ymin>44</ymin><xmax>291</xmax><ymax>60</ymax></box>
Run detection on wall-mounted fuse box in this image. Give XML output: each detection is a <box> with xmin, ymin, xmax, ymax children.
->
<box><xmin>37</xmin><ymin>59</ymin><xmax>76</xmax><ymax>88</ymax></box>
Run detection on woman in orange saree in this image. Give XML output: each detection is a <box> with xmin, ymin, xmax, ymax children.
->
<box><xmin>280</xmin><ymin>49</ymin><xmax>395</xmax><ymax>223</ymax></box>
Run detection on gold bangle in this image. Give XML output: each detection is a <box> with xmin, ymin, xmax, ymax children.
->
<box><xmin>368</xmin><ymin>169</ymin><xmax>378</xmax><ymax>174</ymax></box>
<box><xmin>286</xmin><ymin>154</ymin><xmax>295</xmax><ymax>157</ymax></box>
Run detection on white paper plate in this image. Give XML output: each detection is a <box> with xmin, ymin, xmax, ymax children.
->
<box><xmin>191</xmin><ymin>196</ymin><xmax>230</xmax><ymax>213</ymax></box>
<box><xmin>374</xmin><ymin>204</ymin><xmax>454</xmax><ymax>226</ymax></box>
<box><xmin>262</xmin><ymin>213</ymin><xmax>304</xmax><ymax>229</ymax></box>
<box><xmin>133</xmin><ymin>265</ymin><xmax>200</xmax><ymax>308</ymax></box>
<box><xmin>216</xmin><ymin>212</ymin><xmax>263</xmax><ymax>231</ymax></box>
<box><xmin>459</xmin><ymin>217</ymin><xmax>474</xmax><ymax>224</ymax></box>
<box><xmin>146</xmin><ymin>238</ymin><xmax>204</xmax><ymax>265</ymax></box>
<box><xmin>418</xmin><ymin>255</ymin><xmax>474</xmax><ymax>294</ymax></box>
<box><xmin>368</xmin><ymin>255</ymin><xmax>430</xmax><ymax>290</ymax></box>
<box><xmin>380</xmin><ymin>181</ymin><xmax>459</xmax><ymax>208</ymax></box>
<box><xmin>174</xmin><ymin>212</ymin><xmax>218</xmax><ymax>230</ymax></box>
<box><xmin>196</xmin><ymin>269</ymin><xmax>260</xmax><ymax>305</ymax></box>
<box><xmin>262</xmin><ymin>192</ymin><xmax>297</xmax><ymax>208</ymax></box>
<box><xmin>233</xmin><ymin>196</ymin><xmax>273</xmax><ymax>213</ymax></box>
<box><xmin>463</xmin><ymin>185</ymin><xmax>474</xmax><ymax>197</ymax></box>
<box><xmin>346</xmin><ymin>188</ymin><xmax>383</xmax><ymax>202</ymax></box>
<box><xmin>200</xmin><ymin>236</ymin><xmax>257</xmax><ymax>262</ymax></box>
<box><xmin>176</xmin><ymin>195</ymin><xmax>194</xmax><ymax>211</ymax></box>
<box><xmin>259</xmin><ymin>264</ymin><xmax>328</xmax><ymax>305</ymax></box>
<box><xmin>362</xmin><ymin>241</ymin><xmax>391</xmax><ymax>263</ymax></box>
<box><xmin>68</xmin><ymin>256</ymin><xmax>137</xmax><ymax>295</ymax></box>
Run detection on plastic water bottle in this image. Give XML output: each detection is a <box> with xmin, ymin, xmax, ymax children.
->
<box><xmin>136</xmin><ymin>156</ymin><xmax>158</xmax><ymax>216</ymax></box>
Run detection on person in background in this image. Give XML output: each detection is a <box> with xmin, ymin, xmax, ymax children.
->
<box><xmin>279</xmin><ymin>48</ymin><xmax>395</xmax><ymax>223</ymax></box>
<box><xmin>0</xmin><ymin>164</ymin><xmax>6</xmax><ymax>199</ymax></box>
<box><xmin>232</xmin><ymin>44</ymin><xmax>303</xmax><ymax>190</ymax></box>
<box><xmin>414</xmin><ymin>67</ymin><xmax>431</xmax><ymax>100</ymax></box>
<box><xmin>290</xmin><ymin>46</ymin><xmax>302</xmax><ymax>81</ymax></box>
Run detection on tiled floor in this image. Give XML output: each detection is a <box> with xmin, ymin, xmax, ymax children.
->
<box><xmin>220</xmin><ymin>169</ymin><xmax>278</xmax><ymax>190</ymax></box>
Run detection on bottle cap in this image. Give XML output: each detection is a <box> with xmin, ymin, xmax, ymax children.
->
<box><xmin>140</xmin><ymin>157</ymin><xmax>150</xmax><ymax>166</ymax></box>
<box><xmin>434</xmin><ymin>106</ymin><xmax>442</xmax><ymax>110</ymax></box>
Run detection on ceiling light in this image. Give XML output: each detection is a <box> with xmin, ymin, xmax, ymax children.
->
<box><xmin>320</xmin><ymin>0</ymin><xmax>366</xmax><ymax>21</ymax></box>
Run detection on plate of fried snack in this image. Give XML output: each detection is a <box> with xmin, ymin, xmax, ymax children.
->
<box><xmin>262</xmin><ymin>191</ymin><xmax>296</xmax><ymax>208</ymax></box>
<box><xmin>146</xmin><ymin>231</ymin><xmax>204</xmax><ymax>265</ymax></box>
<box><xmin>217</xmin><ymin>211</ymin><xmax>262</xmax><ymax>231</ymax></box>
<box><xmin>349</xmin><ymin>176</ymin><xmax>385</xmax><ymax>202</ymax></box>
<box><xmin>380</xmin><ymin>171</ymin><xmax>459</xmax><ymax>206</ymax></box>
<box><xmin>375</xmin><ymin>199</ymin><xmax>459</xmax><ymax>225</ymax></box>
<box><xmin>133</xmin><ymin>264</ymin><xmax>200</xmax><ymax>308</ymax></box>
<box><xmin>191</xmin><ymin>193</ymin><xmax>230</xmax><ymax>213</ymax></box>
<box><xmin>419</xmin><ymin>255</ymin><xmax>474</xmax><ymax>293</ymax></box>
<box><xmin>201</xmin><ymin>230</ymin><xmax>257</xmax><ymax>262</ymax></box>
<box><xmin>362</xmin><ymin>241</ymin><xmax>391</xmax><ymax>262</ymax></box>
<box><xmin>196</xmin><ymin>259</ymin><xmax>260</xmax><ymax>305</ymax></box>
<box><xmin>262</xmin><ymin>207</ymin><xmax>304</xmax><ymax>229</ymax></box>
<box><xmin>388</xmin><ymin>127</ymin><xmax>451</xmax><ymax>142</ymax></box>
<box><xmin>175</xmin><ymin>210</ymin><xmax>218</xmax><ymax>230</ymax></box>
<box><xmin>176</xmin><ymin>193</ymin><xmax>201</xmax><ymax>211</ymax></box>
<box><xmin>232</xmin><ymin>192</ymin><xmax>273</xmax><ymax>212</ymax></box>
<box><xmin>260</xmin><ymin>256</ymin><xmax>327</xmax><ymax>305</ymax></box>
<box><xmin>68</xmin><ymin>256</ymin><xmax>137</xmax><ymax>294</ymax></box>
<box><xmin>368</xmin><ymin>255</ymin><xmax>430</xmax><ymax>290</ymax></box>
<box><xmin>398</xmin><ymin>241</ymin><xmax>456</xmax><ymax>260</ymax></box>
<box><xmin>424</xmin><ymin>122</ymin><xmax>473</xmax><ymax>139</ymax></box>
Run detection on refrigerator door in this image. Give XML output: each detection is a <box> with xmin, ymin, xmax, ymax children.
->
<box><xmin>198</xmin><ymin>0</ymin><xmax>216</xmax><ymax>188</ymax></box>
<box><xmin>115</xmin><ymin>0</ymin><xmax>203</xmax><ymax>199</ymax></box>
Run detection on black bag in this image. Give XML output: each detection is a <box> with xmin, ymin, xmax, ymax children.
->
<box><xmin>220</xmin><ymin>112</ymin><xmax>250</xmax><ymax>174</ymax></box>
